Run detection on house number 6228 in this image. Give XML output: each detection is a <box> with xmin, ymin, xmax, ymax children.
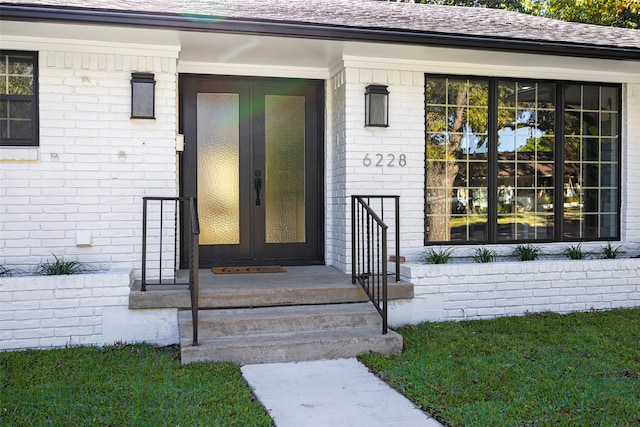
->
<box><xmin>363</xmin><ymin>153</ymin><xmax>407</xmax><ymax>167</ymax></box>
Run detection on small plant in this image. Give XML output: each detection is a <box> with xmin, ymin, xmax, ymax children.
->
<box><xmin>421</xmin><ymin>248</ymin><xmax>454</xmax><ymax>264</ymax></box>
<box><xmin>564</xmin><ymin>243</ymin><xmax>586</xmax><ymax>260</ymax></box>
<box><xmin>513</xmin><ymin>244</ymin><xmax>542</xmax><ymax>261</ymax></box>
<box><xmin>601</xmin><ymin>242</ymin><xmax>623</xmax><ymax>259</ymax></box>
<box><xmin>0</xmin><ymin>265</ymin><xmax>12</xmax><ymax>277</ymax></box>
<box><xmin>34</xmin><ymin>255</ymin><xmax>91</xmax><ymax>276</ymax></box>
<box><xmin>472</xmin><ymin>248</ymin><xmax>498</xmax><ymax>263</ymax></box>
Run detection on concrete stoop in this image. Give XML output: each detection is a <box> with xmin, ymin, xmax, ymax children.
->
<box><xmin>178</xmin><ymin>303</ymin><xmax>403</xmax><ymax>365</ymax></box>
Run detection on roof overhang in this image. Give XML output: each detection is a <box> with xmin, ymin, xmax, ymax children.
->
<box><xmin>1</xmin><ymin>3</ymin><xmax>639</xmax><ymax>61</ymax></box>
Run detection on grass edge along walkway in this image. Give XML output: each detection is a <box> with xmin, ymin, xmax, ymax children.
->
<box><xmin>0</xmin><ymin>343</ymin><xmax>273</xmax><ymax>427</ymax></box>
<box><xmin>360</xmin><ymin>308</ymin><xmax>640</xmax><ymax>427</ymax></box>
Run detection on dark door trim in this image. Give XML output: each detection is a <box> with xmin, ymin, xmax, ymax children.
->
<box><xmin>178</xmin><ymin>74</ymin><xmax>325</xmax><ymax>267</ymax></box>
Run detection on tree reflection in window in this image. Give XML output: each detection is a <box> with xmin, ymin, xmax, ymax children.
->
<box><xmin>497</xmin><ymin>81</ymin><xmax>556</xmax><ymax>241</ymax></box>
<box><xmin>425</xmin><ymin>75</ymin><xmax>620</xmax><ymax>244</ymax></box>
<box><xmin>426</xmin><ymin>77</ymin><xmax>489</xmax><ymax>242</ymax></box>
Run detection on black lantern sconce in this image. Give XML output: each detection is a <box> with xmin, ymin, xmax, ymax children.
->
<box><xmin>364</xmin><ymin>84</ymin><xmax>389</xmax><ymax>127</ymax></box>
<box><xmin>130</xmin><ymin>73</ymin><xmax>155</xmax><ymax>119</ymax></box>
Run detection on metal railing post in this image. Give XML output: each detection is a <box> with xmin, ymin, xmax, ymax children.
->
<box><xmin>351</xmin><ymin>195</ymin><xmax>398</xmax><ymax>335</ymax></box>
<box><xmin>395</xmin><ymin>196</ymin><xmax>400</xmax><ymax>283</ymax></box>
<box><xmin>351</xmin><ymin>195</ymin><xmax>356</xmax><ymax>285</ymax></box>
<box><xmin>140</xmin><ymin>196</ymin><xmax>199</xmax><ymax>345</ymax></box>
<box><xmin>142</xmin><ymin>198</ymin><xmax>148</xmax><ymax>291</ymax></box>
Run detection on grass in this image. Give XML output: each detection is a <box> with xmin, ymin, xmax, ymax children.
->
<box><xmin>360</xmin><ymin>309</ymin><xmax>640</xmax><ymax>427</ymax></box>
<box><xmin>0</xmin><ymin>343</ymin><xmax>273</xmax><ymax>427</ymax></box>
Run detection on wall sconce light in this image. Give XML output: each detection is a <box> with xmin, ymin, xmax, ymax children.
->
<box><xmin>365</xmin><ymin>84</ymin><xmax>389</xmax><ymax>127</ymax></box>
<box><xmin>131</xmin><ymin>73</ymin><xmax>155</xmax><ymax>119</ymax></box>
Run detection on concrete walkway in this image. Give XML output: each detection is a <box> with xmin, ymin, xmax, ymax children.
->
<box><xmin>241</xmin><ymin>358</ymin><xmax>443</xmax><ymax>427</ymax></box>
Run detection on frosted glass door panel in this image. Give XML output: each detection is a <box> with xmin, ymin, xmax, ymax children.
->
<box><xmin>197</xmin><ymin>93</ymin><xmax>240</xmax><ymax>245</ymax></box>
<box><xmin>265</xmin><ymin>95</ymin><xmax>306</xmax><ymax>243</ymax></box>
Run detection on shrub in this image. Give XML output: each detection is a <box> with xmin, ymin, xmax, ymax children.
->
<box><xmin>472</xmin><ymin>248</ymin><xmax>498</xmax><ymax>263</ymax></box>
<box><xmin>34</xmin><ymin>255</ymin><xmax>92</xmax><ymax>276</ymax></box>
<box><xmin>564</xmin><ymin>243</ymin><xmax>586</xmax><ymax>260</ymax></box>
<box><xmin>601</xmin><ymin>242</ymin><xmax>623</xmax><ymax>259</ymax></box>
<box><xmin>513</xmin><ymin>244</ymin><xmax>542</xmax><ymax>261</ymax></box>
<box><xmin>421</xmin><ymin>248</ymin><xmax>454</xmax><ymax>264</ymax></box>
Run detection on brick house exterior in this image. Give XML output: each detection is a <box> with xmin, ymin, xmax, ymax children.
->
<box><xmin>1</xmin><ymin>0</ymin><xmax>639</xmax><ymax>350</ymax></box>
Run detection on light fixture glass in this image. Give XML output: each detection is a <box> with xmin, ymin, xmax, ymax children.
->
<box><xmin>365</xmin><ymin>85</ymin><xmax>389</xmax><ymax>127</ymax></box>
<box><xmin>131</xmin><ymin>73</ymin><xmax>156</xmax><ymax>119</ymax></box>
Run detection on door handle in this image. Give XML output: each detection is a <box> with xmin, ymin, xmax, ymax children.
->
<box><xmin>254</xmin><ymin>170</ymin><xmax>262</xmax><ymax>206</ymax></box>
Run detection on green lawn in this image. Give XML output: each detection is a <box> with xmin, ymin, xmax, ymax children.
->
<box><xmin>0</xmin><ymin>343</ymin><xmax>273</xmax><ymax>427</ymax></box>
<box><xmin>3</xmin><ymin>310</ymin><xmax>638</xmax><ymax>427</ymax></box>
<box><xmin>360</xmin><ymin>309</ymin><xmax>640</xmax><ymax>427</ymax></box>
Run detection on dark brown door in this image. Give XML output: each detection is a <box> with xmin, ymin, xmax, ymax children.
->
<box><xmin>180</xmin><ymin>75</ymin><xmax>324</xmax><ymax>266</ymax></box>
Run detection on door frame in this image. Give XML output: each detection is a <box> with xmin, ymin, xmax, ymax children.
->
<box><xmin>178</xmin><ymin>74</ymin><xmax>325</xmax><ymax>267</ymax></box>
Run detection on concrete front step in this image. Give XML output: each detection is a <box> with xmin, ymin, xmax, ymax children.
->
<box><xmin>178</xmin><ymin>302</ymin><xmax>403</xmax><ymax>364</ymax></box>
<box><xmin>130</xmin><ymin>281</ymin><xmax>413</xmax><ymax>309</ymax></box>
<box><xmin>130</xmin><ymin>266</ymin><xmax>413</xmax><ymax>310</ymax></box>
<box><xmin>178</xmin><ymin>303</ymin><xmax>382</xmax><ymax>338</ymax></box>
<box><xmin>180</xmin><ymin>327</ymin><xmax>403</xmax><ymax>365</ymax></box>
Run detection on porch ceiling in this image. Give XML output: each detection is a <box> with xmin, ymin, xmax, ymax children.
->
<box><xmin>2</xmin><ymin>20</ymin><xmax>406</xmax><ymax>69</ymax></box>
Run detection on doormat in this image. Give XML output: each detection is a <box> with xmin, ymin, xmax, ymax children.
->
<box><xmin>212</xmin><ymin>266</ymin><xmax>287</xmax><ymax>274</ymax></box>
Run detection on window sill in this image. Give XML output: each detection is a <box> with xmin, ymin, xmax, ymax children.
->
<box><xmin>0</xmin><ymin>146</ymin><xmax>39</xmax><ymax>162</ymax></box>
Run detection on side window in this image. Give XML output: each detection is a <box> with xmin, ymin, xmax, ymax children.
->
<box><xmin>0</xmin><ymin>51</ymin><xmax>38</xmax><ymax>146</ymax></box>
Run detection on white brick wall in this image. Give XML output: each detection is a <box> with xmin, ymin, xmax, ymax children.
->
<box><xmin>0</xmin><ymin>267</ymin><xmax>179</xmax><ymax>351</ymax></box>
<box><xmin>622</xmin><ymin>83</ymin><xmax>640</xmax><ymax>252</ymax></box>
<box><xmin>329</xmin><ymin>62</ymin><xmax>426</xmax><ymax>272</ymax></box>
<box><xmin>0</xmin><ymin>45</ymin><xmax>179</xmax><ymax>275</ymax></box>
<box><xmin>328</xmin><ymin>59</ymin><xmax>640</xmax><ymax>273</ymax></box>
<box><xmin>389</xmin><ymin>259</ymin><xmax>640</xmax><ymax>325</ymax></box>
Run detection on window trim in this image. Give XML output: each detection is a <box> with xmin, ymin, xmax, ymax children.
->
<box><xmin>424</xmin><ymin>73</ymin><xmax>622</xmax><ymax>245</ymax></box>
<box><xmin>0</xmin><ymin>50</ymin><xmax>39</xmax><ymax>147</ymax></box>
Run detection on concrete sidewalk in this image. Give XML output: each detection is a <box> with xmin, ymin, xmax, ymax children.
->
<box><xmin>241</xmin><ymin>358</ymin><xmax>443</xmax><ymax>427</ymax></box>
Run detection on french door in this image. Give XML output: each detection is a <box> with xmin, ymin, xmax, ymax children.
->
<box><xmin>180</xmin><ymin>75</ymin><xmax>324</xmax><ymax>266</ymax></box>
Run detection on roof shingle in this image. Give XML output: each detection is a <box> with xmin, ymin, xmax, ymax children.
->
<box><xmin>2</xmin><ymin>0</ymin><xmax>639</xmax><ymax>53</ymax></box>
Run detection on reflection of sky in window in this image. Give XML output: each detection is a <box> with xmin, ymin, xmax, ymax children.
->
<box><xmin>498</xmin><ymin>110</ymin><xmax>543</xmax><ymax>152</ymax></box>
<box><xmin>498</xmin><ymin>127</ymin><xmax>543</xmax><ymax>152</ymax></box>
<box><xmin>461</xmin><ymin>130</ymin><xmax>486</xmax><ymax>154</ymax></box>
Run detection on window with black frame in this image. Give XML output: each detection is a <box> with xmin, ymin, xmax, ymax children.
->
<box><xmin>0</xmin><ymin>51</ymin><xmax>38</xmax><ymax>147</ymax></box>
<box><xmin>425</xmin><ymin>75</ymin><xmax>620</xmax><ymax>244</ymax></box>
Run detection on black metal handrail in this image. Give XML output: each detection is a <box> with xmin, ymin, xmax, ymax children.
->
<box><xmin>351</xmin><ymin>195</ymin><xmax>400</xmax><ymax>335</ymax></box>
<box><xmin>142</xmin><ymin>196</ymin><xmax>200</xmax><ymax>346</ymax></box>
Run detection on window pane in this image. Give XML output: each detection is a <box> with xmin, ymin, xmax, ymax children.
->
<box><xmin>265</xmin><ymin>95</ymin><xmax>306</xmax><ymax>244</ymax></box>
<box><xmin>426</xmin><ymin>76</ymin><xmax>489</xmax><ymax>242</ymax></box>
<box><xmin>601</xmin><ymin>139</ymin><xmax>617</xmax><ymax>162</ymax></box>
<box><xmin>565</xmin><ymin>85</ymin><xmax>581</xmax><ymax>110</ymax></box>
<box><xmin>9</xmin><ymin>119</ymin><xmax>32</xmax><ymax>139</ymax></box>
<box><xmin>601</xmin><ymin>112</ymin><xmax>618</xmax><ymax>136</ymax></box>
<box><xmin>497</xmin><ymin>81</ymin><xmax>555</xmax><ymax>241</ymax></box>
<box><xmin>9</xmin><ymin>100</ymin><xmax>31</xmax><ymax>118</ymax></box>
<box><xmin>426</xmin><ymin>78</ymin><xmax>446</xmax><ymax>104</ymax></box>
<box><xmin>7</xmin><ymin>76</ymin><xmax>32</xmax><ymax>95</ymax></box>
<box><xmin>562</xmin><ymin>84</ymin><xmax>619</xmax><ymax>239</ymax></box>
<box><xmin>425</xmin><ymin>76</ymin><xmax>620</xmax><ymax>244</ymax></box>
<box><xmin>197</xmin><ymin>93</ymin><xmax>240</xmax><ymax>245</ymax></box>
<box><xmin>7</xmin><ymin>56</ymin><xmax>33</xmax><ymax>75</ymax></box>
<box><xmin>1</xmin><ymin>51</ymin><xmax>37</xmax><ymax>146</ymax></box>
